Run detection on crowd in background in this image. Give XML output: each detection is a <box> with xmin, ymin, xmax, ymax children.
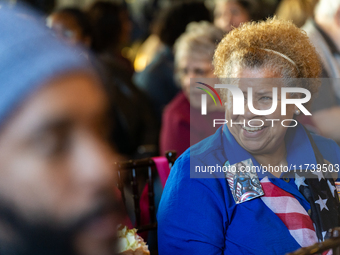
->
<box><xmin>32</xmin><ymin>0</ymin><xmax>339</xmax><ymax>161</ymax></box>
<box><xmin>12</xmin><ymin>0</ymin><xmax>337</xmax><ymax>161</ymax></box>
<box><xmin>12</xmin><ymin>0</ymin><xmax>340</xmax><ymax>220</ymax></box>
<box><xmin>14</xmin><ymin>0</ymin><xmax>306</xmax><ymax>161</ymax></box>
<box><xmin>1</xmin><ymin>0</ymin><xmax>340</xmax><ymax>254</ymax></box>
<box><xmin>15</xmin><ymin>0</ymin><xmax>340</xmax><ymax>214</ymax></box>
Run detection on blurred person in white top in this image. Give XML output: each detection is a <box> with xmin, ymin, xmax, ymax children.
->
<box><xmin>303</xmin><ymin>0</ymin><xmax>340</xmax><ymax>142</ymax></box>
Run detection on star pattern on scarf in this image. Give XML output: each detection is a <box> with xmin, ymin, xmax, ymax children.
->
<box><xmin>322</xmin><ymin>231</ymin><xmax>328</xmax><ymax>241</ymax></box>
<box><xmin>327</xmin><ymin>180</ymin><xmax>337</xmax><ymax>197</ymax></box>
<box><xmin>298</xmin><ymin>173</ymin><xmax>340</xmax><ymax>242</ymax></box>
<box><xmin>312</xmin><ymin>171</ymin><xmax>324</xmax><ymax>181</ymax></box>
<box><xmin>315</xmin><ymin>195</ymin><xmax>329</xmax><ymax>211</ymax></box>
<box><xmin>295</xmin><ymin>173</ymin><xmax>307</xmax><ymax>189</ymax></box>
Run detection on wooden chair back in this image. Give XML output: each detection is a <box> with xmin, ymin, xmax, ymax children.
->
<box><xmin>116</xmin><ymin>151</ymin><xmax>176</xmax><ymax>233</ymax></box>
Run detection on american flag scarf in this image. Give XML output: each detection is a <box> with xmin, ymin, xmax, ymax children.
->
<box><xmin>298</xmin><ymin>129</ymin><xmax>340</xmax><ymax>242</ymax></box>
<box><xmin>260</xmin><ymin>176</ymin><xmax>318</xmax><ymax>247</ymax></box>
<box><xmin>260</xmin><ymin>128</ymin><xmax>340</xmax><ymax>248</ymax></box>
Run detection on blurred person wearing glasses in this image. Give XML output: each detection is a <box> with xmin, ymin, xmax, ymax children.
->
<box><xmin>160</xmin><ymin>21</ymin><xmax>225</xmax><ymax>157</ymax></box>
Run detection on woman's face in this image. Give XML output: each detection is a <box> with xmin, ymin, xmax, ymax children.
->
<box><xmin>214</xmin><ymin>1</ymin><xmax>250</xmax><ymax>33</ymax></box>
<box><xmin>47</xmin><ymin>13</ymin><xmax>90</xmax><ymax>47</ymax></box>
<box><xmin>177</xmin><ymin>55</ymin><xmax>215</xmax><ymax>109</ymax></box>
<box><xmin>226</xmin><ymin>68</ymin><xmax>297</xmax><ymax>155</ymax></box>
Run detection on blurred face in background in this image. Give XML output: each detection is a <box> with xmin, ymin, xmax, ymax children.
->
<box><xmin>176</xmin><ymin>53</ymin><xmax>217</xmax><ymax>110</ymax></box>
<box><xmin>214</xmin><ymin>0</ymin><xmax>250</xmax><ymax>33</ymax></box>
<box><xmin>47</xmin><ymin>13</ymin><xmax>91</xmax><ymax>47</ymax></box>
<box><xmin>0</xmin><ymin>72</ymin><xmax>120</xmax><ymax>255</ymax></box>
<box><xmin>119</xmin><ymin>9</ymin><xmax>132</xmax><ymax>46</ymax></box>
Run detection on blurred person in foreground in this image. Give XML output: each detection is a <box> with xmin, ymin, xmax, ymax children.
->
<box><xmin>17</xmin><ymin>0</ymin><xmax>55</xmax><ymax>14</ymax></box>
<box><xmin>302</xmin><ymin>0</ymin><xmax>340</xmax><ymax>143</ymax></box>
<box><xmin>160</xmin><ymin>21</ymin><xmax>224</xmax><ymax>157</ymax></box>
<box><xmin>133</xmin><ymin>2</ymin><xmax>212</xmax><ymax>122</ymax></box>
<box><xmin>158</xmin><ymin>18</ymin><xmax>340</xmax><ymax>254</ymax></box>
<box><xmin>0</xmin><ymin>5</ymin><xmax>121</xmax><ymax>255</ymax></box>
<box><xmin>213</xmin><ymin>0</ymin><xmax>272</xmax><ymax>33</ymax></box>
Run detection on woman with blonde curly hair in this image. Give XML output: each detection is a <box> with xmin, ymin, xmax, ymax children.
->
<box><xmin>158</xmin><ymin>18</ymin><xmax>340</xmax><ymax>254</ymax></box>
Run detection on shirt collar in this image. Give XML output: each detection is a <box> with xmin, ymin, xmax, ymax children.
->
<box><xmin>222</xmin><ymin>122</ymin><xmax>317</xmax><ymax>178</ymax></box>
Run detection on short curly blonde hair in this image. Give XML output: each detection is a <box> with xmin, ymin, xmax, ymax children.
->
<box><xmin>214</xmin><ymin>18</ymin><xmax>321</xmax><ymax>78</ymax></box>
<box><xmin>213</xmin><ymin>17</ymin><xmax>321</xmax><ymax>107</ymax></box>
<box><xmin>213</xmin><ymin>18</ymin><xmax>321</xmax><ymax>100</ymax></box>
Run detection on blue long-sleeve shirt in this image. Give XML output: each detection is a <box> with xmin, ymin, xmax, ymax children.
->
<box><xmin>157</xmin><ymin>124</ymin><xmax>340</xmax><ymax>255</ymax></box>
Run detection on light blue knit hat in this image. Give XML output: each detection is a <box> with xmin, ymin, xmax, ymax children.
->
<box><xmin>0</xmin><ymin>4</ymin><xmax>92</xmax><ymax>125</ymax></box>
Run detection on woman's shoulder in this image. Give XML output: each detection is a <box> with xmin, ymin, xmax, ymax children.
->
<box><xmin>167</xmin><ymin>127</ymin><xmax>227</xmax><ymax>182</ymax></box>
<box><xmin>311</xmin><ymin>133</ymin><xmax>339</xmax><ymax>150</ymax></box>
<box><xmin>173</xmin><ymin>127</ymin><xmax>225</xmax><ymax>163</ymax></box>
<box><xmin>161</xmin><ymin>129</ymin><xmax>230</xmax><ymax>205</ymax></box>
<box><xmin>311</xmin><ymin>133</ymin><xmax>340</xmax><ymax>165</ymax></box>
<box><xmin>190</xmin><ymin>127</ymin><xmax>225</xmax><ymax>158</ymax></box>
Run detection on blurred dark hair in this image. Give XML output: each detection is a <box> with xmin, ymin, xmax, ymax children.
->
<box><xmin>236</xmin><ymin>0</ymin><xmax>260</xmax><ymax>19</ymax></box>
<box><xmin>87</xmin><ymin>1</ymin><xmax>124</xmax><ymax>53</ymax></box>
<box><xmin>18</xmin><ymin>0</ymin><xmax>55</xmax><ymax>14</ymax></box>
<box><xmin>153</xmin><ymin>1</ymin><xmax>212</xmax><ymax>48</ymax></box>
<box><xmin>225</xmin><ymin>0</ymin><xmax>276</xmax><ymax>21</ymax></box>
<box><xmin>55</xmin><ymin>8</ymin><xmax>92</xmax><ymax>39</ymax></box>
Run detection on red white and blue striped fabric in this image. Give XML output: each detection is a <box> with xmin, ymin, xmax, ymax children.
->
<box><xmin>260</xmin><ymin>176</ymin><xmax>318</xmax><ymax>248</ymax></box>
